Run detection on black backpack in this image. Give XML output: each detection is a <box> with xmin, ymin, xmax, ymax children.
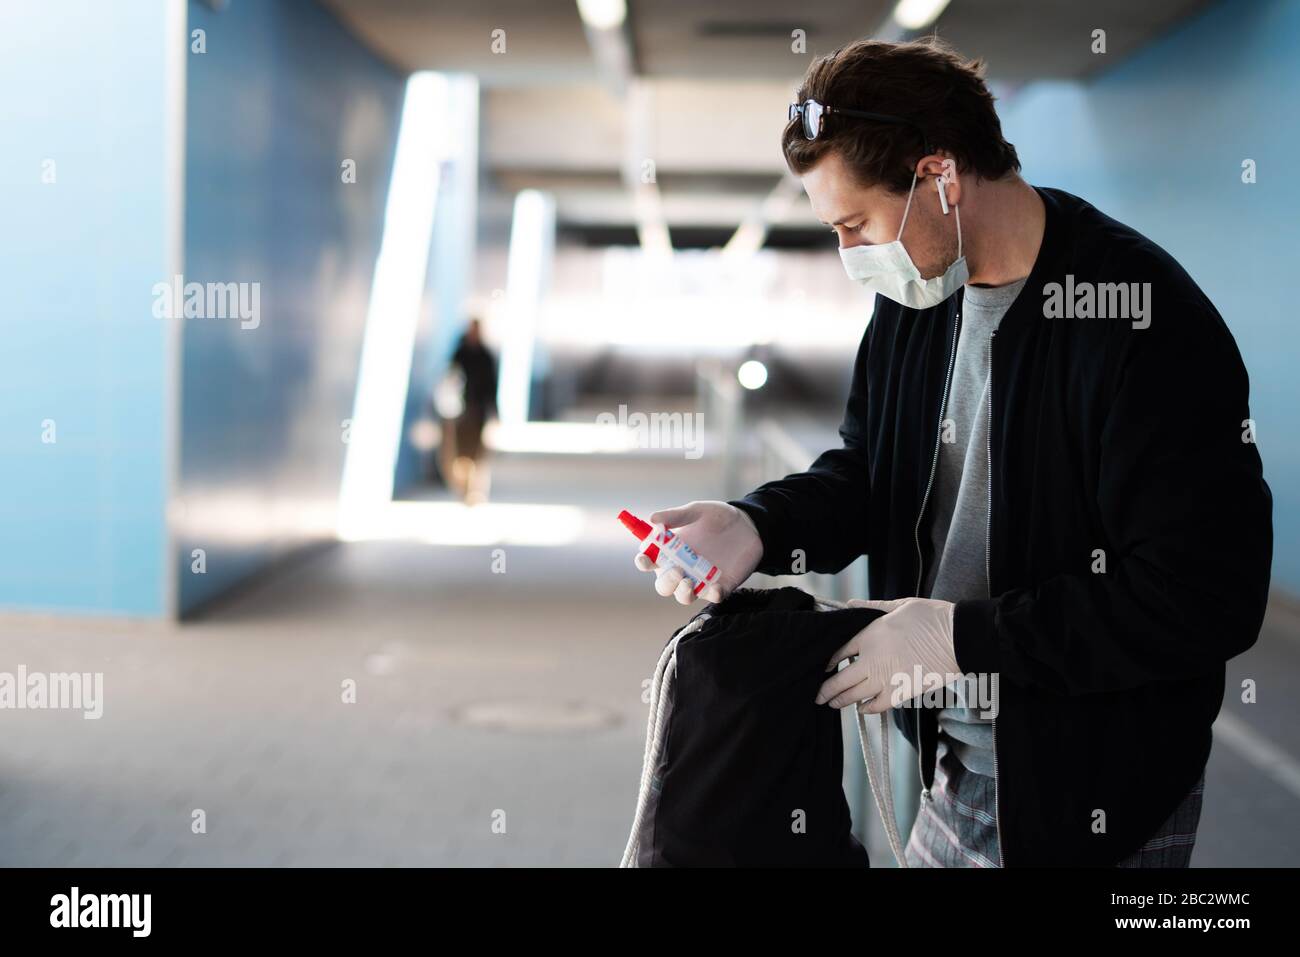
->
<box><xmin>621</xmin><ymin>587</ymin><xmax>886</xmax><ymax>867</ymax></box>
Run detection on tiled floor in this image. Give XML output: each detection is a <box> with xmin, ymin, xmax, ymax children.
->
<box><xmin>0</xmin><ymin>452</ymin><xmax>703</xmax><ymax>866</ymax></box>
<box><xmin>1</xmin><ymin>450</ymin><xmax>1297</xmax><ymax>866</ymax></box>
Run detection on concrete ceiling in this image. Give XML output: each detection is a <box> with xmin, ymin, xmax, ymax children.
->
<box><xmin>320</xmin><ymin>0</ymin><xmax>1218</xmax><ymax>242</ymax></box>
<box><xmin>323</xmin><ymin>0</ymin><xmax>1215</xmax><ymax>81</ymax></box>
<box><xmin>934</xmin><ymin>0</ymin><xmax>1216</xmax><ymax>80</ymax></box>
<box><xmin>324</xmin><ymin>0</ymin><xmax>599</xmax><ymax>85</ymax></box>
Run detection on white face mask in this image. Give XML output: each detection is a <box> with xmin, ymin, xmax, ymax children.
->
<box><xmin>839</xmin><ymin>169</ymin><xmax>967</xmax><ymax>309</ymax></box>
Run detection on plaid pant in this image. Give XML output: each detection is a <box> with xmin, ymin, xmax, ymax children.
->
<box><xmin>904</xmin><ymin>738</ymin><xmax>1206</xmax><ymax>868</ymax></box>
<box><xmin>1115</xmin><ymin>771</ymin><xmax>1206</xmax><ymax>867</ymax></box>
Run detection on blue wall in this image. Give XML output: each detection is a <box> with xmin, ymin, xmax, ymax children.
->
<box><xmin>0</xmin><ymin>0</ymin><xmax>175</xmax><ymax>616</ymax></box>
<box><xmin>997</xmin><ymin>0</ymin><xmax>1299</xmax><ymax>592</ymax></box>
<box><xmin>177</xmin><ymin>0</ymin><xmax>404</xmax><ymax>612</ymax></box>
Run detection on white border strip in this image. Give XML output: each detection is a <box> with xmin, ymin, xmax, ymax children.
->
<box><xmin>161</xmin><ymin>0</ymin><xmax>187</xmax><ymax>620</ymax></box>
<box><xmin>1214</xmin><ymin>710</ymin><xmax>1300</xmax><ymax>800</ymax></box>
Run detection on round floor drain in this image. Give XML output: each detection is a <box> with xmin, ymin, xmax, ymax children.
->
<box><xmin>450</xmin><ymin>700</ymin><xmax>620</xmax><ymax>733</ymax></box>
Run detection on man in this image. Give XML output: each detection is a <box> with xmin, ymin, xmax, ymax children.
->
<box><xmin>440</xmin><ymin>317</ymin><xmax>498</xmax><ymax>505</ymax></box>
<box><xmin>634</xmin><ymin>38</ymin><xmax>1272</xmax><ymax>867</ymax></box>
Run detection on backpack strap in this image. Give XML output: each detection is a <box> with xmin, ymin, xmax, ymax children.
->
<box><xmin>814</xmin><ymin>596</ymin><xmax>910</xmax><ymax>868</ymax></box>
<box><xmin>620</xmin><ymin>613</ymin><xmax>712</xmax><ymax>867</ymax></box>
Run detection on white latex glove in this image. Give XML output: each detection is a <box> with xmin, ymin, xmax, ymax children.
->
<box><xmin>632</xmin><ymin>501</ymin><xmax>763</xmax><ymax>605</ymax></box>
<box><xmin>816</xmin><ymin>597</ymin><xmax>959</xmax><ymax>714</ymax></box>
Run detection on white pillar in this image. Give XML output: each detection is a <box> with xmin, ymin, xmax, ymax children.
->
<box><xmin>496</xmin><ymin>189</ymin><xmax>555</xmax><ymax>427</ymax></box>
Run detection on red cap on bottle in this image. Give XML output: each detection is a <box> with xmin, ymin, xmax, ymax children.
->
<box><xmin>618</xmin><ymin>509</ymin><xmax>653</xmax><ymax>540</ymax></box>
<box><xmin>618</xmin><ymin>510</ymin><xmax>660</xmax><ymax>563</ymax></box>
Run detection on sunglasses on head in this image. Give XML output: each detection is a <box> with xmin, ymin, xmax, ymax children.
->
<box><xmin>788</xmin><ymin>98</ymin><xmax>928</xmax><ymax>147</ymax></box>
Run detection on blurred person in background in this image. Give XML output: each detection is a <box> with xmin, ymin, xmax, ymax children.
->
<box><xmin>439</xmin><ymin>317</ymin><xmax>498</xmax><ymax>505</ymax></box>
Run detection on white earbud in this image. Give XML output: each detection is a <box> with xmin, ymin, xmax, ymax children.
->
<box><xmin>936</xmin><ymin>174</ymin><xmax>950</xmax><ymax>215</ymax></box>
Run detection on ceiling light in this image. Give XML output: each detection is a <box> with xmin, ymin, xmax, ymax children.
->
<box><xmin>577</xmin><ymin>0</ymin><xmax>627</xmax><ymax>31</ymax></box>
<box><xmin>738</xmin><ymin>360</ymin><xmax>769</xmax><ymax>391</ymax></box>
<box><xmin>892</xmin><ymin>0</ymin><xmax>952</xmax><ymax>31</ymax></box>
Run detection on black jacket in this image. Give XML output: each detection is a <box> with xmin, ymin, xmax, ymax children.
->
<box><xmin>450</xmin><ymin>338</ymin><xmax>499</xmax><ymax>417</ymax></box>
<box><xmin>729</xmin><ymin>186</ymin><xmax>1273</xmax><ymax>866</ymax></box>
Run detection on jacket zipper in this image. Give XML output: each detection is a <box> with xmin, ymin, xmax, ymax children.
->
<box><xmin>912</xmin><ymin>308</ymin><xmax>962</xmax><ymax>802</ymax></box>
<box><xmin>987</xmin><ymin>328</ymin><xmax>1006</xmax><ymax>868</ymax></box>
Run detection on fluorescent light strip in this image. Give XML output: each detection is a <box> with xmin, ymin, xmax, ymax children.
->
<box><xmin>339</xmin><ymin>73</ymin><xmax>446</xmax><ymax>532</ymax></box>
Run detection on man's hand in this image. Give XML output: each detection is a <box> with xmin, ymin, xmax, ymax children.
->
<box><xmin>632</xmin><ymin>501</ymin><xmax>763</xmax><ymax>605</ymax></box>
<box><xmin>816</xmin><ymin>597</ymin><xmax>959</xmax><ymax>714</ymax></box>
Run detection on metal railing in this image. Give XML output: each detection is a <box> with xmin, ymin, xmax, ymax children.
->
<box><xmin>695</xmin><ymin>359</ymin><xmax>744</xmax><ymax>497</ymax></box>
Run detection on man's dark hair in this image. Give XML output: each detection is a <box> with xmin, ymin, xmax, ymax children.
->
<box><xmin>783</xmin><ymin>37</ymin><xmax>1021</xmax><ymax>193</ymax></box>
